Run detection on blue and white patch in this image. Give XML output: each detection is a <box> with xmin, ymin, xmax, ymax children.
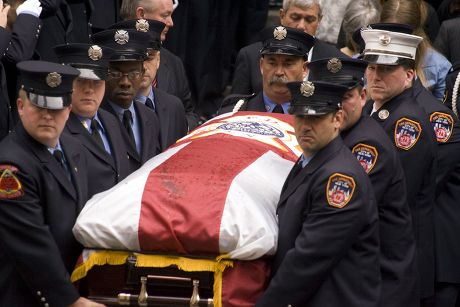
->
<box><xmin>352</xmin><ymin>143</ymin><xmax>378</xmax><ymax>174</ymax></box>
<box><xmin>217</xmin><ymin>121</ymin><xmax>285</xmax><ymax>137</ymax></box>
<box><xmin>326</xmin><ymin>173</ymin><xmax>356</xmax><ymax>208</ymax></box>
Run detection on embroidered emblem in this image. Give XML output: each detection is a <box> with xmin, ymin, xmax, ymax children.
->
<box><xmin>46</xmin><ymin>72</ymin><xmax>61</xmax><ymax>88</ymax></box>
<box><xmin>0</xmin><ymin>165</ymin><xmax>24</xmax><ymax>199</ymax></box>
<box><xmin>352</xmin><ymin>143</ymin><xmax>378</xmax><ymax>173</ymax></box>
<box><xmin>394</xmin><ymin>118</ymin><xmax>422</xmax><ymax>150</ymax></box>
<box><xmin>273</xmin><ymin>26</ymin><xmax>287</xmax><ymax>40</ymax></box>
<box><xmin>378</xmin><ymin>109</ymin><xmax>389</xmax><ymax>120</ymax></box>
<box><xmin>136</xmin><ymin>18</ymin><xmax>149</xmax><ymax>32</ymax></box>
<box><xmin>326</xmin><ymin>173</ymin><xmax>355</xmax><ymax>208</ymax></box>
<box><xmin>327</xmin><ymin>58</ymin><xmax>342</xmax><ymax>73</ymax></box>
<box><xmin>300</xmin><ymin>81</ymin><xmax>315</xmax><ymax>97</ymax></box>
<box><xmin>379</xmin><ymin>34</ymin><xmax>391</xmax><ymax>46</ymax></box>
<box><xmin>218</xmin><ymin>121</ymin><xmax>284</xmax><ymax>137</ymax></box>
<box><xmin>114</xmin><ymin>30</ymin><xmax>129</xmax><ymax>45</ymax></box>
<box><xmin>430</xmin><ymin>112</ymin><xmax>453</xmax><ymax>143</ymax></box>
<box><xmin>88</xmin><ymin>45</ymin><xmax>103</xmax><ymax>61</ymax></box>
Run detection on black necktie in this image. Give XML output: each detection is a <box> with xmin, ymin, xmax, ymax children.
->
<box><xmin>90</xmin><ymin>118</ymin><xmax>104</xmax><ymax>149</ymax></box>
<box><xmin>145</xmin><ymin>98</ymin><xmax>154</xmax><ymax>111</ymax></box>
<box><xmin>53</xmin><ymin>149</ymin><xmax>71</xmax><ymax>181</ymax></box>
<box><xmin>273</xmin><ymin>105</ymin><xmax>284</xmax><ymax>114</ymax></box>
<box><xmin>123</xmin><ymin>110</ymin><xmax>136</xmax><ymax>147</ymax></box>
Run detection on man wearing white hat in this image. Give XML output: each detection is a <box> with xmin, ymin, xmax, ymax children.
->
<box><xmin>361</xmin><ymin>27</ymin><xmax>438</xmax><ymax>304</ymax></box>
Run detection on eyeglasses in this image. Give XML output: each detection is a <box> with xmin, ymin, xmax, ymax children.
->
<box><xmin>107</xmin><ymin>70</ymin><xmax>143</xmax><ymax>81</ymax></box>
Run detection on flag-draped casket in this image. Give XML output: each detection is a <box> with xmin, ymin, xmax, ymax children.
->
<box><xmin>72</xmin><ymin>112</ymin><xmax>301</xmax><ymax>306</ymax></box>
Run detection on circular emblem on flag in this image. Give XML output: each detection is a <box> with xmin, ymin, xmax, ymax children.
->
<box><xmin>273</xmin><ymin>26</ymin><xmax>287</xmax><ymax>40</ymax></box>
<box><xmin>379</xmin><ymin>34</ymin><xmax>391</xmax><ymax>46</ymax></box>
<box><xmin>430</xmin><ymin>111</ymin><xmax>453</xmax><ymax>143</ymax></box>
<box><xmin>327</xmin><ymin>58</ymin><xmax>342</xmax><ymax>73</ymax></box>
<box><xmin>0</xmin><ymin>165</ymin><xmax>24</xmax><ymax>199</ymax></box>
<box><xmin>88</xmin><ymin>45</ymin><xmax>103</xmax><ymax>61</ymax></box>
<box><xmin>136</xmin><ymin>18</ymin><xmax>149</xmax><ymax>32</ymax></box>
<box><xmin>114</xmin><ymin>30</ymin><xmax>129</xmax><ymax>45</ymax></box>
<box><xmin>351</xmin><ymin>143</ymin><xmax>378</xmax><ymax>174</ymax></box>
<box><xmin>300</xmin><ymin>81</ymin><xmax>315</xmax><ymax>97</ymax></box>
<box><xmin>394</xmin><ymin>117</ymin><xmax>422</xmax><ymax>150</ymax></box>
<box><xmin>326</xmin><ymin>173</ymin><xmax>355</xmax><ymax>208</ymax></box>
<box><xmin>218</xmin><ymin>121</ymin><xmax>285</xmax><ymax>138</ymax></box>
<box><xmin>46</xmin><ymin>72</ymin><xmax>62</xmax><ymax>88</ymax></box>
<box><xmin>378</xmin><ymin>109</ymin><xmax>389</xmax><ymax>120</ymax></box>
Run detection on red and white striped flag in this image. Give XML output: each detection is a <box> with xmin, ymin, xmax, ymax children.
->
<box><xmin>73</xmin><ymin>112</ymin><xmax>301</xmax><ymax>260</ymax></box>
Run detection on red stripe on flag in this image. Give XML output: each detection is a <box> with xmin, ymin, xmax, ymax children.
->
<box><xmin>138</xmin><ymin>135</ymin><xmax>271</xmax><ymax>254</ymax></box>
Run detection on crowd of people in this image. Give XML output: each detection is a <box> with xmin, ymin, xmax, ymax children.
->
<box><xmin>1</xmin><ymin>0</ymin><xmax>460</xmax><ymax>306</ymax></box>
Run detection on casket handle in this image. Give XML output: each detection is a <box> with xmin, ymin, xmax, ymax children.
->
<box><xmin>138</xmin><ymin>276</ymin><xmax>148</xmax><ymax>306</ymax></box>
<box><xmin>190</xmin><ymin>279</ymin><xmax>200</xmax><ymax>307</ymax></box>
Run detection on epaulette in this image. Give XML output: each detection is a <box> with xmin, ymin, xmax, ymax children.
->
<box><xmin>217</xmin><ymin>93</ymin><xmax>256</xmax><ymax>114</ymax></box>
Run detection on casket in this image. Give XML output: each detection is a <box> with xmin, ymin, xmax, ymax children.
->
<box><xmin>72</xmin><ymin>112</ymin><xmax>300</xmax><ymax>306</ymax></box>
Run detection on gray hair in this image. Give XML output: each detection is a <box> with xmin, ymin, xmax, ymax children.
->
<box><xmin>282</xmin><ymin>0</ymin><xmax>322</xmax><ymax>17</ymax></box>
<box><xmin>342</xmin><ymin>0</ymin><xmax>381</xmax><ymax>35</ymax></box>
<box><xmin>120</xmin><ymin>0</ymin><xmax>157</xmax><ymax>20</ymax></box>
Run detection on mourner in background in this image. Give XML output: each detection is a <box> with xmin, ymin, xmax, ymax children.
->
<box><xmin>0</xmin><ymin>61</ymin><xmax>104</xmax><ymax>307</ymax></box>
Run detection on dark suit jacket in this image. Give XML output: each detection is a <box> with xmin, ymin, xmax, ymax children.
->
<box><xmin>412</xmin><ymin>79</ymin><xmax>460</xmax><ymax>284</ymax></box>
<box><xmin>364</xmin><ymin>88</ymin><xmax>437</xmax><ymax>298</ymax></box>
<box><xmin>64</xmin><ymin>110</ymin><xmax>131</xmax><ymax>197</ymax></box>
<box><xmin>231</xmin><ymin>40</ymin><xmax>346</xmax><ymax>95</ymax></box>
<box><xmin>158</xmin><ymin>47</ymin><xmax>199</xmax><ymax>130</ymax></box>
<box><xmin>0</xmin><ymin>123</ymin><xmax>89</xmax><ymax>306</ymax></box>
<box><xmin>101</xmin><ymin>99</ymin><xmax>161</xmax><ymax>172</ymax></box>
<box><xmin>256</xmin><ymin>137</ymin><xmax>380</xmax><ymax>307</ymax></box>
<box><xmin>341</xmin><ymin>116</ymin><xmax>418</xmax><ymax>306</ymax></box>
<box><xmin>434</xmin><ymin>17</ymin><xmax>460</xmax><ymax>65</ymax></box>
<box><xmin>218</xmin><ymin>92</ymin><xmax>265</xmax><ymax>114</ymax></box>
<box><xmin>154</xmin><ymin>88</ymin><xmax>188</xmax><ymax>150</ymax></box>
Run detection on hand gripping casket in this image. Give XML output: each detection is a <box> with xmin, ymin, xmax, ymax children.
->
<box><xmin>72</xmin><ymin>112</ymin><xmax>301</xmax><ymax>306</ymax></box>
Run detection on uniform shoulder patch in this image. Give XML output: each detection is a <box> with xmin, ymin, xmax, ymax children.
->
<box><xmin>0</xmin><ymin>165</ymin><xmax>24</xmax><ymax>199</ymax></box>
<box><xmin>430</xmin><ymin>112</ymin><xmax>453</xmax><ymax>143</ymax></box>
<box><xmin>394</xmin><ymin>118</ymin><xmax>422</xmax><ymax>150</ymax></box>
<box><xmin>351</xmin><ymin>143</ymin><xmax>378</xmax><ymax>174</ymax></box>
<box><xmin>326</xmin><ymin>173</ymin><xmax>356</xmax><ymax>208</ymax></box>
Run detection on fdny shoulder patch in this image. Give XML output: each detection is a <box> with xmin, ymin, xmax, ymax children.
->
<box><xmin>351</xmin><ymin>143</ymin><xmax>378</xmax><ymax>174</ymax></box>
<box><xmin>0</xmin><ymin>165</ymin><xmax>24</xmax><ymax>199</ymax></box>
<box><xmin>430</xmin><ymin>112</ymin><xmax>453</xmax><ymax>143</ymax></box>
<box><xmin>394</xmin><ymin>118</ymin><xmax>422</xmax><ymax>150</ymax></box>
<box><xmin>326</xmin><ymin>173</ymin><xmax>356</xmax><ymax>208</ymax></box>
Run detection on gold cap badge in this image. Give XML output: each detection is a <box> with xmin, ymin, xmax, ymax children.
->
<box><xmin>46</xmin><ymin>72</ymin><xmax>62</xmax><ymax>88</ymax></box>
<box><xmin>327</xmin><ymin>58</ymin><xmax>342</xmax><ymax>73</ymax></box>
<box><xmin>378</xmin><ymin>109</ymin><xmax>390</xmax><ymax>120</ymax></box>
<box><xmin>88</xmin><ymin>45</ymin><xmax>103</xmax><ymax>61</ymax></box>
<box><xmin>114</xmin><ymin>30</ymin><xmax>129</xmax><ymax>45</ymax></box>
<box><xmin>273</xmin><ymin>26</ymin><xmax>287</xmax><ymax>40</ymax></box>
<box><xmin>136</xmin><ymin>19</ymin><xmax>149</xmax><ymax>32</ymax></box>
<box><xmin>300</xmin><ymin>81</ymin><xmax>315</xmax><ymax>97</ymax></box>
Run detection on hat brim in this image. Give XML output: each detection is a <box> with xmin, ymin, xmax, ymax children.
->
<box><xmin>76</xmin><ymin>68</ymin><xmax>107</xmax><ymax>81</ymax></box>
<box><xmin>109</xmin><ymin>51</ymin><xmax>147</xmax><ymax>62</ymax></box>
<box><xmin>362</xmin><ymin>54</ymin><xmax>413</xmax><ymax>65</ymax></box>
<box><xmin>261</xmin><ymin>44</ymin><xmax>306</xmax><ymax>57</ymax></box>
<box><xmin>28</xmin><ymin>93</ymin><xmax>72</xmax><ymax>110</ymax></box>
<box><xmin>288</xmin><ymin>104</ymin><xmax>337</xmax><ymax>116</ymax></box>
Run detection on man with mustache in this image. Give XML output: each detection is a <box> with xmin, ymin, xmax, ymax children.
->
<box><xmin>256</xmin><ymin>80</ymin><xmax>381</xmax><ymax>307</ymax></box>
<box><xmin>361</xmin><ymin>27</ymin><xmax>438</xmax><ymax>305</ymax></box>
<box><xmin>93</xmin><ymin>27</ymin><xmax>162</xmax><ymax>172</ymax></box>
<box><xmin>219</xmin><ymin>26</ymin><xmax>314</xmax><ymax>114</ymax></box>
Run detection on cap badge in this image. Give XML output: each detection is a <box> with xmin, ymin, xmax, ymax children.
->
<box><xmin>300</xmin><ymin>81</ymin><xmax>315</xmax><ymax>97</ymax></box>
<box><xmin>46</xmin><ymin>72</ymin><xmax>62</xmax><ymax>88</ymax></box>
<box><xmin>273</xmin><ymin>26</ymin><xmax>287</xmax><ymax>40</ymax></box>
<box><xmin>378</xmin><ymin>109</ymin><xmax>389</xmax><ymax>120</ymax></box>
<box><xmin>327</xmin><ymin>58</ymin><xmax>342</xmax><ymax>73</ymax></box>
<box><xmin>114</xmin><ymin>30</ymin><xmax>129</xmax><ymax>45</ymax></box>
<box><xmin>88</xmin><ymin>45</ymin><xmax>103</xmax><ymax>61</ymax></box>
<box><xmin>379</xmin><ymin>34</ymin><xmax>391</xmax><ymax>46</ymax></box>
<box><xmin>136</xmin><ymin>19</ymin><xmax>149</xmax><ymax>32</ymax></box>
